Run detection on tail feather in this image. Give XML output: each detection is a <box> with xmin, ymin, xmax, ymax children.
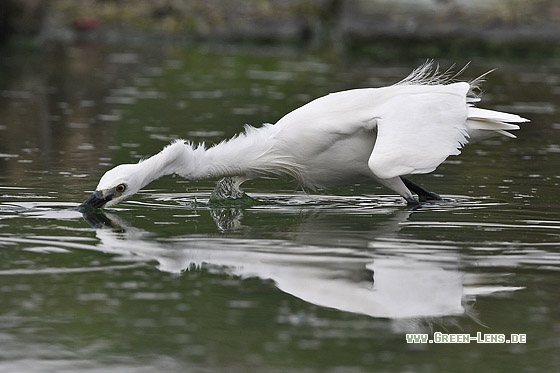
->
<box><xmin>466</xmin><ymin>107</ymin><xmax>529</xmax><ymax>141</ymax></box>
<box><xmin>468</xmin><ymin>107</ymin><xmax>528</xmax><ymax>123</ymax></box>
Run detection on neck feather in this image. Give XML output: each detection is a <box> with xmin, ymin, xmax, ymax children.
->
<box><xmin>137</xmin><ymin>140</ymin><xmax>192</xmax><ymax>186</ymax></box>
<box><xmin>139</xmin><ymin>125</ymin><xmax>302</xmax><ymax>184</ymax></box>
<box><xmin>200</xmin><ymin>124</ymin><xmax>302</xmax><ymax>181</ymax></box>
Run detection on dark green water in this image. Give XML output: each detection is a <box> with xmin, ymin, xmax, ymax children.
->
<box><xmin>1</xmin><ymin>42</ymin><xmax>559</xmax><ymax>372</ymax></box>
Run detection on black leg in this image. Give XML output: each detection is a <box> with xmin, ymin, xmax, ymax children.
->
<box><xmin>400</xmin><ymin>177</ymin><xmax>442</xmax><ymax>202</ymax></box>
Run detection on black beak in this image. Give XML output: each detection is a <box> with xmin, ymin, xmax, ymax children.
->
<box><xmin>81</xmin><ymin>190</ymin><xmax>114</xmax><ymax>209</ymax></box>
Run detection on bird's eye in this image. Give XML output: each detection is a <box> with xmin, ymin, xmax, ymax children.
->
<box><xmin>115</xmin><ymin>184</ymin><xmax>126</xmax><ymax>193</ymax></box>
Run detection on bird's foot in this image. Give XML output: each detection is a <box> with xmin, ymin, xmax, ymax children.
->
<box><xmin>210</xmin><ymin>177</ymin><xmax>263</xmax><ymax>207</ymax></box>
<box><xmin>211</xmin><ymin>177</ymin><xmax>245</xmax><ymax>200</ymax></box>
<box><xmin>405</xmin><ymin>197</ymin><xmax>422</xmax><ymax>210</ymax></box>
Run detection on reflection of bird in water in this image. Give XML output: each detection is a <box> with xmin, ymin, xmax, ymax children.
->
<box><xmin>79</xmin><ymin>207</ymin><xmax>459</xmax><ymax>319</ymax></box>
<box><xmin>82</xmin><ymin>61</ymin><xmax>528</xmax><ymax>209</ymax></box>
<box><xmin>79</xmin><ymin>204</ymin><xmax>523</xmax><ymax>320</ymax></box>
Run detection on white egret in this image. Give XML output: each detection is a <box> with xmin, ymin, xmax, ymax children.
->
<box><xmin>83</xmin><ymin>61</ymin><xmax>528</xmax><ymax>209</ymax></box>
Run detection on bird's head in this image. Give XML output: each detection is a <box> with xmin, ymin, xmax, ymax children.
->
<box><xmin>82</xmin><ymin>163</ymin><xmax>145</xmax><ymax>209</ymax></box>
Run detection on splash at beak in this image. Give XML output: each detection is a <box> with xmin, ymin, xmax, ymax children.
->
<box><xmin>81</xmin><ymin>189</ymin><xmax>115</xmax><ymax>209</ymax></box>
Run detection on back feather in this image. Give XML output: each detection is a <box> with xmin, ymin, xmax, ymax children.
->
<box><xmin>398</xmin><ymin>60</ymin><xmax>491</xmax><ymax>100</ymax></box>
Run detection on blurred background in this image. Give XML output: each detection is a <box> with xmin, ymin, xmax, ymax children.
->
<box><xmin>2</xmin><ymin>0</ymin><xmax>560</xmax><ymax>47</ymax></box>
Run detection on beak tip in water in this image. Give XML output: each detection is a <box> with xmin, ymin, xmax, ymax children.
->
<box><xmin>81</xmin><ymin>190</ymin><xmax>111</xmax><ymax>210</ymax></box>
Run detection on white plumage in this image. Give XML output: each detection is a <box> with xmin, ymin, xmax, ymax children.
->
<box><xmin>83</xmin><ymin>62</ymin><xmax>528</xmax><ymax>209</ymax></box>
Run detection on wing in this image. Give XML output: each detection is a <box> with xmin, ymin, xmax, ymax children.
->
<box><xmin>367</xmin><ymin>82</ymin><xmax>470</xmax><ymax>179</ymax></box>
<box><xmin>275</xmin><ymin>87</ymin><xmax>384</xmax><ymax>135</ymax></box>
